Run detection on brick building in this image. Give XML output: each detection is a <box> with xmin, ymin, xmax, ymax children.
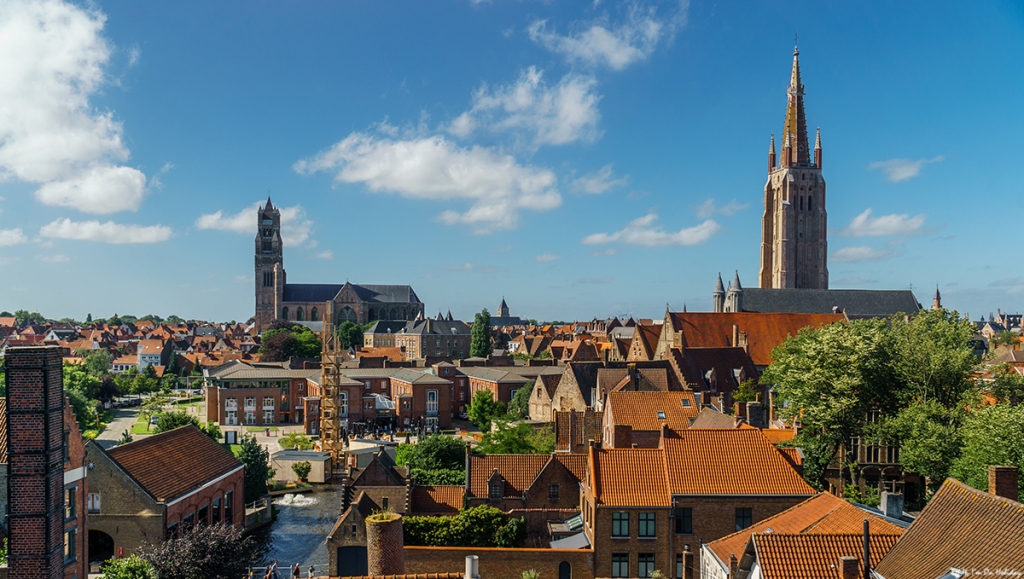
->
<box><xmin>390</xmin><ymin>369</ymin><xmax>452</xmax><ymax>430</ymax></box>
<box><xmin>461</xmin><ymin>367</ymin><xmax>531</xmax><ymax>406</ymax></box>
<box><xmin>84</xmin><ymin>425</ymin><xmax>244</xmax><ymax>560</ymax></box>
<box><xmin>602</xmin><ymin>391</ymin><xmax>699</xmax><ymax>448</ymax></box>
<box><xmin>204</xmin><ymin>360</ymin><xmax>319</xmax><ymax>426</ymax></box>
<box><xmin>364</xmin><ymin>317</ymin><xmax>472</xmax><ymax>361</ymax></box>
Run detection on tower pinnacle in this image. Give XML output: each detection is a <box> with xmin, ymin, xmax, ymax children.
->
<box><xmin>783</xmin><ymin>46</ymin><xmax>810</xmax><ymax>165</ymax></box>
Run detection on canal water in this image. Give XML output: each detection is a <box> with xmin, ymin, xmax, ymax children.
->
<box><xmin>249</xmin><ymin>486</ymin><xmax>347</xmax><ymax>575</ymax></box>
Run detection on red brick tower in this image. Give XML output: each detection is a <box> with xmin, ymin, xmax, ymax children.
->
<box><xmin>6</xmin><ymin>346</ymin><xmax>66</xmax><ymax>579</ymax></box>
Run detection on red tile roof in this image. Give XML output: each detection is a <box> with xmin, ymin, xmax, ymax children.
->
<box><xmin>553</xmin><ymin>453</ymin><xmax>588</xmax><ymax>482</ymax></box>
<box><xmin>754</xmin><ymin>533</ymin><xmax>900</xmax><ymax>579</ymax></box>
<box><xmin>590</xmin><ymin>447</ymin><xmax>670</xmax><ymax>507</ymax></box>
<box><xmin>606</xmin><ymin>390</ymin><xmax>698</xmax><ymax>431</ymax></box>
<box><xmin>707</xmin><ymin>492</ymin><xmax>905</xmax><ymax>568</ymax></box>
<box><xmin>105</xmin><ymin>425</ymin><xmax>242</xmax><ymax>502</ymax></box>
<box><xmin>410</xmin><ymin>485</ymin><xmax>464</xmax><ymax>514</ymax></box>
<box><xmin>874</xmin><ymin>478</ymin><xmax>1024</xmax><ymax>579</ymax></box>
<box><xmin>663</xmin><ymin>428</ymin><xmax>815</xmax><ymax>496</ymax></box>
<box><xmin>467</xmin><ymin>454</ymin><xmax>549</xmax><ymax>498</ymax></box>
<box><xmin>667</xmin><ymin>312</ymin><xmax>845</xmax><ymax>366</ymax></box>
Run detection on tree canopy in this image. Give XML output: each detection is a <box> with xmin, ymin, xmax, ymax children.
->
<box><xmin>238</xmin><ymin>434</ymin><xmax>272</xmax><ymax>503</ymax></box>
<box><xmin>260</xmin><ymin>324</ymin><xmax>321</xmax><ymax>361</ymax></box>
<box><xmin>508</xmin><ymin>381</ymin><xmax>533</xmax><ymax>418</ymax></box>
<box><xmin>477</xmin><ymin>422</ymin><xmax>554</xmax><ymax>455</ymax></box>
<box><xmin>466</xmin><ymin>390</ymin><xmax>505</xmax><ymax>431</ymax></box>
<box><xmin>470</xmin><ymin>309</ymin><xmax>493</xmax><ymax>358</ymax></box>
<box><xmin>138</xmin><ymin>523</ymin><xmax>257</xmax><ymax>579</ymax></box>
<box><xmin>950</xmin><ymin>403</ymin><xmax>1024</xmax><ymax>499</ymax></box>
<box><xmin>337</xmin><ymin>321</ymin><xmax>364</xmax><ymax>350</ymax></box>
<box><xmin>403</xmin><ymin>505</ymin><xmax>524</xmax><ymax>548</ymax></box>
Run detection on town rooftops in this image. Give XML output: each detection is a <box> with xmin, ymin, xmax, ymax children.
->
<box><xmin>410</xmin><ymin>485</ymin><xmax>465</xmax><ymax>514</ymax></box>
<box><xmin>389</xmin><ymin>369</ymin><xmax>452</xmax><ymax>385</ymax></box>
<box><xmin>467</xmin><ymin>454</ymin><xmax>550</xmax><ymax>498</ymax></box>
<box><xmin>873</xmin><ymin>478</ymin><xmax>1024</xmax><ymax>579</ymax></box>
<box><xmin>590</xmin><ymin>447</ymin><xmax>671</xmax><ymax>507</ymax></box>
<box><xmin>748</xmin><ymin>533</ymin><xmax>901</xmax><ymax>579</ymax></box>
<box><xmin>605</xmin><ymin>391</ymin><xmax>699</xmax><ymax>431</ymax></box>
<box><xmin>458</xmin><ymin>367</ymin><xmax>530</xmax><ymax>384</ymax></box>
<box><xmin>737</xmin><ymin>288</ymin><xmax>921</xmax><ymax>318</ymax></box>
<box><xmin>204</xmin><ymin>359</ymin><xmax>323</xmax><ymax>381</ymax></box>
<box><xmin>104</xmin><ymin>425</ymin><xmax>242</xmax><ymax>503</ymax></box>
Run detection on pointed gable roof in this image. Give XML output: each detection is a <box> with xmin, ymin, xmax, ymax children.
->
<box><xmin>753</xmin><ymin>533</ymin><xmax>900</xmax><ymax>579</ymax></box>
<box><xmin>606</xmin><ymin>390</ymin><xmax>698</xmax><ymax>431</ymax></box>
<box><xmin>590</xmin><ymin>446</ymin><xmax>670</xmax><ymax>507</ymax></box>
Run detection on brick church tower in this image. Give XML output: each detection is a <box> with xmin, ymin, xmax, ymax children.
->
<box><xmin>255</xmin><ymin>197</ymin><xmax>285</xmax><ymax>332</ymax></box>
<box><xmin>758</xmin><ymin>45</ymin><xmax>828</xmax><ymax>290</ymax></box>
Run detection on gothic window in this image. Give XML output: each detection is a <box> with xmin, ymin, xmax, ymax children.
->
<box><xmin>296</xmin><ymin>308</ymin><xmax>304</xmax><ymax>322</ymax></box>
<box><xmin>800</xmin><ymin>196</ymin><xmax>804</xmax><ymax>210</ymax></box>
<box><xmin>809</xmin><ymin>195</ymin><xmax>814</xmax><ymax>210</ymax></box>
<box><xmin>281</xmin><ymin>307</ymin><xmax>289</xmax><ymax>320</ymax></box>
<box><xmin>311</xmin><ymin>308</ymin><xmax>319</xmax><ymax>322</ymax></box>
<box><xmin>368</xmin><ymin>309</ymin><xmax>376</xmax><ymax>321</ymax></box>
<box><xmin>338</xmin><ymin>306</ymin><xmax>356</xmax><ymax>323</ymax></box>
<box><xmin>390</xmin><ymin>308</ymin><xmax>398</xmax><ymax>320</ymax></box>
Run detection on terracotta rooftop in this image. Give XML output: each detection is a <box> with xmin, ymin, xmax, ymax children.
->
<box><xmin>874</xmin><ymin>478</ymin><xmax>1024</xmax><ymax>579</ymax></box>
<box><xmin>663</xmin><ymin>428</ymin><xmax>815</xmax><ymax>496</ymax></box>
<box><xmin>707</xmin><ymin>492</ymin><xmax>905</xmax><ymax>569</ymax></box>
<box><xmin>666</xmin><ymin>312</ymin><xmax>845</xmax><ymax>366</ymax></box>
<box><xmin>553</xmin><ymin>452</ymin><xmax>588</xmax><ymax>481</ymax></box>
<box><xmin>760</xmin><ymin>428</ymin><xmax>796</xmax><ymax>444</ymax></box>
<box><xmin>590</xmin><ymin>447</ymin><xmax>670</xmax><ymax>507</ymax></box>
<box><xmin>689</xmin><ymin>406</ymin><xmax>738</xmax><ymax>429</ymax></box>
<box><xmin>467</xmin><ymin>454</ymin><xmax>549</xmax><ymax>498</ymax></box>
<box><xmin>410</xmin><ymin>485</ymin><xmax>464</xmax><ymax>514</ymax></box>
<box><xmin>105</xmin><ymin>425</ymin><xmax>242</xmax><ymax>502</ymax></box>
<box><xmin>754</xmin><ymin>533</ymin><xmax>900</xmax><ymax>579</ymax></box>
<box><xmin>605</xmin><ymin>390</ymin><xmax>698</xmax><ymax>431</ymax></box>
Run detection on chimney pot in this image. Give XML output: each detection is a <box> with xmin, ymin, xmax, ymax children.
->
<box><xmin>465</xmin><ymin>555</ymin><xmax>480</xmax><ymax>579</ymax></box>
<box><xmin>840</xmin><ymin>556</ymin><xmax>860</xmax><ymax>579</ymax></box>
<box><xmin>988</xmin><ymin>465</ymin><xmax>1020</xmax><ymax>502</ymax></box>
<box><xmin>880</xmin><ymin>491</ymin><xmax>904</xmax><ymax>518</ymax></box>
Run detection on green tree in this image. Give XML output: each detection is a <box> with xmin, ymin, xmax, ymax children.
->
<box><xmin>64</xmin><ymin>363</ymin><xmax>102</xmax><ymax>399</ymax></box>
<box><xmin>82</xmin><ymin>350</ymin><xmax>114</xmax><ymax>377</ymax></box>
<box><xmin>478</xmin><ymin>422</ymin><xmax>554</xmax><ymax>455</ymax></box>
<box><xmin>291</xmin><ymin>460</ymin><xmax>312</xmax><ymax>481</ymax></box>
<box><xmin>467</xmin><ymin>390</ymin><xmax>505</xmax><ymax>431</ymax></box>
<box><xmin>870</xmin><ymin>400</ymin><xmax>963</xmax><ymax>493</ymax></box>
<box><xmin>409</xmin><ymin>434</ymin><xmax>465</xmax><ymax>471</ymax></box>
<box><xmin>155</xmin><ymin>410</ymin><xmax>201</xmax><ymax>432</ymax></box>
<box><xmin>888</xmin><ymin>308</ymin><xmax>977</xmax><ymax>408</ymax></box>
<box><xmin>139</xmin><ymin>522</ymin><xmax>257</xmax><ymax>579</ymax></box>
<box><xmin>337</xmin><ymin>321</ymin><xmax>364</xmax><ymax>350</ymax></box>
<box><xmin>14</xmin><ymin>309</ymin><xmax>44</xmax><ymax>325</ymax></box>
<box><xmin>118</xmin><ymin>429</ymin><xmax>134</xmax><ymax>445</ymax></box>
<box><xmin>166</xmin><ymin>315</ymin><xmax>184</xmax><ymax>323</ymax></box>
<box><xmin>85</xmin><ymin>313</ymin><xmax>92</xmax><ymax>323</ymax></box>
<box><xmin>989</xmin><ymin>331</ymin><xmax>1021</xmax><ymax>348</ymax></box>
<box><xmin>470</xmin><ymin>309</ymin><xmax>493</xmax><ymax>358</ymax></box>
<box><xmin>403</xmin><ymin>505</ymin><xmax>523</xmax><ymax>548</ymax></box>
<box><xmin>395</xmin><ymin>443</ymin><xmax>416</xmax><ymax>466</ymax></box>
<box><xmin>238</xmin><ymin>434</ymin><xmax>272</xmax><ymax>502</ymax></box>
<box><xmin>101</xmin><ymin>555</ymin><xmax>156</xmax><ymax>579</ymax></box>
<box><xmin>280</xmin><ymin>432</ymin><xmax>314</xmax><ymax>450</ymax></box>
<box><xmin>509</xmin><ymin>381</ymin><xmax>533</xmax><ymax>418</ymax></box>
<box><xmin>166</xmin><ymin>352</ymin><xmax>180</xmax><ymax>376</ymax></box>
<box><xmin>733</xmin><ymin>378</ymin><xmax>760</xmax><ymax>404</ymax></box>
<box><xmin>990</xmin><ymin>364</ymin><xmax>1024</xmax><ymax>405</ymax></box>
<box><xmin>65</xmin><ymin>387</ymin><xmax>97</xmax><ymax>430</ymax></box>
<box><xmin>950</xmin><ymin>403</ymin><xmax>1024</xmax><ymax>499</ymax></box>
<box><xmin>410</xmin><ymin>468</ymin><xmax>465</xmax><ymax>485</ymax></box>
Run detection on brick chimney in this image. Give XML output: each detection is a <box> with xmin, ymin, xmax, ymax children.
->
<box><xmin>988</xmin><ymin>465</ymin><xmax>1020</xmax><ymax>502</ymax></box>
<box><xmin>880</xmin><ymin>491</ymin><xmax>904</xmax><ymax>518</ymax></box>
<box><xmin>729</xmin><ymin>554</ymin><xmax>738</xmax><ymax>577</ymax></box>
<box><xmin>6</xmin><ymin>346</ymin><xmax>66</xmax><ymax>579</ymax></box>
<box><xmin>746</xmin><ymin>402</ymin><xmax>764</xmax><ymax>427</ymax></box>
<box><xmin>839</xmin><ymin>556</ymin><xmax>860</xmax><ymax>579</ymax></box>
<box><xmin>366</xmin><ymin>512</ymin><xmax>405</xmax><ymax>575</ymax></box>
<box><xmin>682</xmin><ymin>545</ymin><xmax>694</xmax><ymax>579</ymax></box>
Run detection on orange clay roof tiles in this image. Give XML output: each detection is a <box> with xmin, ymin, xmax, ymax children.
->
<box><xmin>553</xmin><ymin>453</ymin><xmax>588</xmax><ymax>482</ymax></box>
<box><xmin>467</xmin><ymin>454</ymin><xmax>550</xmax><ymax>498</ymax></box>
<box><xmin>873</xmin><ymin>478</ymin><xmax>1024</xmax><ymax>579</ymax></box>
<box><xmin>663</xmin><ymin>428</ymin><xmax>815</xmax><ymax>496</ymax></box>
<box><xmin>410</xmin><ymin>485</ymin><xmax>464</xmax><ymax>514</ymax></box>
<box><xmin>761</xmin><ymin>428</ymin><xmax>796</xmax><ymax>444</ymax></box>
<box><xmin>777</xmin><ymin>447</ymin><xmax>804</xmax><ymax>468</ymax></box>
<box><xmin>707</xmin><ymin>493</ymin><xmax>905</xmax><ymax>568</ymax></box>
<box><xmin>591</xmin><ymin>447</ymin><xmax>670</xmax><ymax>507</ymax></box>
<box><xmin>606</xmin><ymin>391</ymin><xmax>698</xmax><ymax>431</ymax></box>
<box><xmin>754</xmin><ymin>533</ymin><xmax>900</xmax><ymax>579</ymax></box>
<box><xmin>667</xmin><ymin>312</ymin><xmax>845</xmax><ymax>366</ymax></box>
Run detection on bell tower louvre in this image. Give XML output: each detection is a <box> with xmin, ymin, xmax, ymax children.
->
<box><xmin>758</xmin><ymin>45</ymin><xmax>828</xmax><ymax>290</ymax></box>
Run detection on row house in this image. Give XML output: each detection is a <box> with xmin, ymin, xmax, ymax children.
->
<box><xmin>136</xmin><ymin>338</ymin><xmax>172</xmax><ymax>371</ymax></box>
<box><xmin>580</xmin><ymin>428</ymin><xmax>815</xmax><ymax>578</ymax></box>
<box><xmin>389</xmin><ymin>369</ymin><xmax>453</xmax><ymax>429</ymax></box>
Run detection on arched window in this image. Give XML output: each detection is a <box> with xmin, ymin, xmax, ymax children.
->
<box><xmin>297</xmin><ymin>308</ymin><xmax>305</xmax><ymax>322</ymax></box>
<box><xmin>338</xmin><ymin>306</ymin><xmax>356</xmax><ymax>323</ymax></box>
<box><xmin>390</xmin><ymin>308</ymin><xmax>398</xmax><ymax>320</ymax></box>
<box><xmin>311</xmin><ymin>308</ymin><xmax>319</xmax><ymax>322</ymax></box>
<box><xmin>800</xmin><ymin>196</ymin><xmax>804</xmax><ymax>210</ymax></box>
<box><xmin>281</xmin><ymin>307</ymin><xmax>289</xmax><ymax>320</ymax></box>
<box><xmin>808</xmin><ymin>195</ymin><xmax>814</xmax><ymax>211</ymax></box>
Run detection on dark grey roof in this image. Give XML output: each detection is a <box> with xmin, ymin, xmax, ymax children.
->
<box><xmin>364</xmin><ymin>321</ymin><xmax>408</xmax><ymax>334</ymax></box>
<box><xmin>282</xmin><ymin>283</ymin><xmax>343</xmax><ymax>302</ymax></box>
<box><xmin>365</xmin><ymin>319</ymin><xmax>470</xmax><ymax>335</ymax></box>
<box><xmin>738</xmin><ymin>288</ymin><xmax>921</xmax><ymax>318</ymax></box>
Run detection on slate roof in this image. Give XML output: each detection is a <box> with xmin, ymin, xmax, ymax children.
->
<box><xmin>663</xmin><ymin>428</ymin><xmax>815</xmax><ymax>496</ymax></box>
<box><xmin>105</xmin><ymin>425</ymin><xmax>242</xmax><ymax>502</ymax></box>
<box><xmin>874</xmin><ymin>478</ymin><xmax>1024</xmax><ymax>579</ymax></box>
<box><xmin>738</xmin><ymin>288</ymin><xmax>921</xmax><ymax>319</ymax></box>
<box><xmin>410</xmin><ymin>485</ymin><xmax>464</xmax><ymax>514</ymax></box>
<box><xmin>606</xmin><ymin>391</ymin><xmax>698</xmax><ymax>431</ymax></box>
<box><xmin>590</xmin><ymin>447</ymin><xmax>671</xmax><ymax>506</ymax></box>
<box><xmin>753</xmin><ymin>533</ymin><xmax>900</xmax><ymax>579</ymax></box>
<box><xmin>707</xmin><ymin>492</ymin><xmax>905</xmax><ymax>569</ymax></box>
<box><xmin>389</xmin><ymin>369</ymin><xmax>452</xmax><ymax>385</ymax></box>
<box><xmin>283</xmin><ymin>283</ymin><xmax>421</xmax><ymax>304</ymax></box>
<box><xmin>674</xmin><ymin>347</ymin><xmax>759</xmax><ymax>391</ymax></box>
<box><xmin>459</xmin><ymin>367</ymin><xmax>530</xmax><ymax>385</ymax></box>
<box><xmin>667</xmin><ymin>312</ymin><xmax>846</xmax><ymax>366</ymax></box>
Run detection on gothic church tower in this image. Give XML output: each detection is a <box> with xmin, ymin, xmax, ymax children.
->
<box><xmin>255</xmin><ymin>197</ymin><xmax>285</xmax><ymax>332</ymax></box>
<box><xmin>759</xmin><ymin>46</ymin><xmax>828</xmax><ymax>289</ymax></box>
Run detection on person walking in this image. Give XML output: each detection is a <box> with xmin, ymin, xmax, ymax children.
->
<box><xmin>292</xmin><ymin>563</ymin><xmax>301</xmax><ymax>578</ymax></box>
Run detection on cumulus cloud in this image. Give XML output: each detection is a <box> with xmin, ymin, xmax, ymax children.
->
<box><xmin>694</xmin><ymin>198</ymin><xmax>749</xmax><ymax>219</ymax></box>
<box><xmin>0</xmin><ymin>228</ymin><xmax>27</xmax><ymax>246</ymax></box>
<box><xmin>582</xmin><ymin>213</ymin><xmax>720</xmax><ymax>247</ymax></box>
<box><xmin>572</xmin><ymin>164</ymin><xmax>629</xmax><ymax>194</ymax></box>
<box><xmin>195</xmin><ymin>201</ymin><xmax>314</xmax><ymax>247</ymax></box>
<box><xmin>0</xmin><ymin>0</ymin><xmax>149</xmax><ymax>213</ymax></box>
<box><xmin>449</xmin><ymin>67</ymin><xmax>601</xmax><ymax>147</ymax></box>
<box><xmin>841</xmin><ymin>209</ymin><xmax>926</xmax><ymax>237</ymax></box>
<box><xmin>535</xmin><ymin>253</ymin><xmax>560</xmax><ymax>262</ymax></box>
<box><xmin>831</xmin><ymin>246</ymin><xmax>891</xmax><ymax>263</ymax></box>
<box><xmin>36</xmin><ymin>254</ymin><xmax>69</xmax><ymax>263</ymax></box>
<box><xmin>39</xmin><ymin>218</ymin><xmax>172</xmax><ymax>244</ymax></box>
<box><xmin>294</xmin><ymin>134</ymin><xmax>561</xmax><ymax>232</ymax></box>
<box><xmin>527</xmin><ymin>0</ymin><xmax>687</xmax><ymax>71</ymax></box>
<box><xmin>868</xmin><ymin>156</ymin><xmax>944</xmax><ymax>182</ymax></box>
<box><xmin>313</xmin><ymin>250</ymin><xmax>333</xmax><ymax>260</ymax></box>
<box><xmin>437</xmin><ymin>263</ymin><xmax>505</xmax><ymax>273</ymax></box>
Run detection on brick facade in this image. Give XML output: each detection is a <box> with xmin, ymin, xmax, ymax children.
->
<box><xmin>405</xmin><ymin>546</ymin><xmax>594</xmax><ymax>579</ymax></box>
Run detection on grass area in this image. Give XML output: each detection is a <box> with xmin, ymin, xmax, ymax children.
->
<box><xmin>224</xmin><ymin>444</ymin><xmax>243</xmax><ymax>458</ymax></box>
<box><xmin>246</xmin><ymin>426</ymin><xmax>279</xmax><ymax>432</ymax></box>
<box><xmin>171</xmin><ymin>397</ymin><xmax>204</xmax><ymax>407</ymax></box>
<box><xmin>131</xmin><ymin>422</ymin><xmax>153</xmax><ymax>435</ymax></box>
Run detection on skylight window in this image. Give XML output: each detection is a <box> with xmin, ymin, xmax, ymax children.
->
<box><xmin>681</xmin><ymin>399</ymin><xmax>691</xmax><ymax>407</ymax></box>
<box><xmin>657</xmin><ymin>411</ymin><xmax>666</xmax><ymax>420</ymax></box>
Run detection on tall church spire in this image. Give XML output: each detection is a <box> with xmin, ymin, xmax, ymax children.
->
<box><xmin>783</xmin><ymin>46</ymin><xmax>811</xmax><ymax>165</ymax></box>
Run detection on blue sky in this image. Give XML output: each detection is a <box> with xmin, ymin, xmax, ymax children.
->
<box><xmin>0</xmin><ymin>0</ymin><xmax>1022</xmax><ymax>323</ymax></box>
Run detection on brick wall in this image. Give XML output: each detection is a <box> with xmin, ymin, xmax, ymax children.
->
<box><xmin>405</xmin><ymin>546</ymin><xmax>594</xmax><ymax>579</ymax></box>
<box><xmin>62</xmin><ymin>404</ymin><xmax>88</xmax><ymax>579</ymax></box>
<box><xmin>83</xmin><ymin>441</ymin><xmax>164</xmax><ymax>558</ymax></box>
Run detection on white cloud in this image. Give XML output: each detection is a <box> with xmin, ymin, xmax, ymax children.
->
<box><xmin>695</xmin><ymin>198</ymin><xmax>749</xmax><ymax>219</ymax></box>
<box><xmin>527</xmin><ymin>1</ymin><xmax>687</xmax><ymax>71</ymax></box>
<box><xmin>582</xmin><ymin>213</ymin><xmax>720</xmax><ymax>247</ymax></box>
<box><xmin>0</xmin><ymin>228</ymin><xmax>27</xmax><ymax>246</ymax></box>
<box><xmin>314</xmin><ymin>250</ymin><xmax>333</xmax><ymax>260</ymax></box>
<box><xmin>39</xmin><ymin>218</ymin><xmax>172</xmax><ymax>244</ymax></box>
<box><xmin>0</xmin><ymin>0</ymin><xmax>149</xmax><ymax>213</ymax></box>
<box><xmin>572</xmin><ymin>164</ymin><xmax>629</xmax><ymax>194</ymax></box>
<box><xmin>841</xmin><ymin>208</ymin><xmax>926</xmax><ymax>237</ymax></box>
<box><xmin>233</xmin><ymin>275</ymin><xmax>252</xmax><ymax>283</ymax></box>
<box><xmin>868</xmin><ymin>156</ymin><xmax>944</xmax><ymax>182</ymax></box>
<box><xmin>195</xmin><ymin>201</ymin><xmax>314</xmax><ymax>247</ymax></box>
<box><xmin>294</xmin><ymin>133</ymin><xmax>561</xmax><ymax>232</ymax></box>
<box><xmin>450</xmin><ymin>67</ymin><xmax>602</xmax><ymax>147</ymax></box>
<box><xmin>35</xmin><ymin>254</ymin><xmax>69</xmax><ymax>263</ymax></box>
<box><xmin>437</xmin><ymin>263</ymin><xmax>505</xmax><ymax>273</ymax></box>
<box><xmin>831</xmin><ymin>246</ymin><xmax>891</xmax><ymax>263</ymax></box>
<box><xmin>535</xmin><ymin>253</ymin><xmax>560</xmax><ymax>262</ymax></box>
